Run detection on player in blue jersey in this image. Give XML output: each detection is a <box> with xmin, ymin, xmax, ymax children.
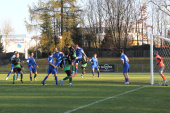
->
<box><xmin>89</xmin><ymin>53</ymin><xmax>100</xmax><ymax>78</ymax></box>
<box><xmin>74</xmin><ymin>44</ymin><xmax>87</xmax><ymax>76</ymax></box>
<box><xmin>53</xmin><ymin>48</ymin><xmax>64</xmax><ymax>74</ymax></box>
<box><xmin>120</xmin><ymin>49</ymin><xmax>130</xmax><ymax>85</ymax></box>
<box><xmin>6</xmin><ymin>51</ymin><xmax>20</xmax><ymax>80</ymax></box>
<box><xmin>27</xmin><ymin>52</ymin><xmax>39</xmax><ymax>82</ymax></box>
<box><xmin>41</xmin><ymin>52</ymin><xmax>59</xmax><ymax>85</ymax></box>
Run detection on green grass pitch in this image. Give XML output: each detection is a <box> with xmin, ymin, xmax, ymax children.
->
<box><xmin>0</xmin><ymin>73</ymin><xmax>170</xmax><ymax>113</ymax></box>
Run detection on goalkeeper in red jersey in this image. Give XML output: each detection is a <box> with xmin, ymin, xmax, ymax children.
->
<box><xmin>155</xmin><ymin>51</ymin><xmax>167</xmax><ymax>84</ymax></box>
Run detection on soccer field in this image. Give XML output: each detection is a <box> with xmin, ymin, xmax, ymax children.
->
<box><xmin>0</xmin><ymin>73</ymin><xmax>170</xmax><ymax>113</ymax></box>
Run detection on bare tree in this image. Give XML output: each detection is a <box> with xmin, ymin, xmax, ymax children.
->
<box><xmin>2</xmin><ymin>20</ymin><xmax>13</xmax><ymax>53</ymax></box>
<box><xmin>149</xmin><ymin>0</ymin><xmax>170</xmax><ymax>16</ymax></box>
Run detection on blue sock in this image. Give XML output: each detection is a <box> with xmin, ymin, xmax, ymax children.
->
<box><xmin>17</xmin><ymin>73</ymin><xmax>19</xmax><ymax>79</ymax></box>
<box><xmin>75</xmin><ymin>68</ymin><xmax>78</xmax><ymax>73</ymax></box>
<box><xmin>98</xmin><ymin>71</ymin><xmax>100</xmax><ymax>77</ymax></box>
<box><xmin>55</xmin><ymin>76</ymin><xmax>58</xmax><ymax>84</ymax></box>
<box><xmin>7</xmin><ymin>71</ymin><xmax>12</xmax><ymax>77</ymax></box>
<box><xmin>30</xmin><ymin>77</ymin><xmax>32</xmax><ymax>81</ymax></box>
<box><xmin>125</xmin><ymin>78</ymin><xmax>129</xmax><ymax>82</ymax></box>
<box><xmin>43</xmin><ymin>76</ymin><xmax>48</xmax><ymax>82</ymax></box>
<box><xmin>92</xmin><ymin>72</ymin><xmax>95</xmax><ymax>76</ymax></box>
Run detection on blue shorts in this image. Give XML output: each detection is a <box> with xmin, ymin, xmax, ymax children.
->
<box><xmin>123</xmin><ymin>65</ymin><xmax>130</xmax><ymax>73</ymax></box>
<box><xmin>29</xmin><ymin>66</ymin><xmax>37</xmax><ymax>73</ymax></box>
<box><xmin>48</xmin><ymin>68</ymin><xmax>57</xmax><ymax>74</ymax></box>
<box><xmin>75</xmin><ymin>56</ymin><xmax>82</xmax><ymax>63</ymax></box>
<box><xmin>91</xmin><ymin>65</ymin><xmax>99</xmax><ymax>70</ymax></box>
<box><xmin>11</xmin><ymin>64</ymin><xmax>14</xmax><ymax>70</ymax></box>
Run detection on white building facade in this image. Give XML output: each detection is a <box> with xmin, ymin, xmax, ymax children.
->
<box><xmin>1</xmin><ymin>34</ymin><xmax>40</xmax><ymax>53</ymax></box>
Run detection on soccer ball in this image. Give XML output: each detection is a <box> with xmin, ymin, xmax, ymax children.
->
<box><xmin>58</xmin><ymin>35</ymin><xmax>62</xmax><ymax>40</ymax></box>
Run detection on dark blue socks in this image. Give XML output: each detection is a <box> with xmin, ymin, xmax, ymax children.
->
<box><xmin>7</xmin><ymin>71</ymin><xmax>12</xmax><ymax>77</ymax></box>
<box><xmin>92</xmin><ymin>72</ymin><xmax>95</xmax><ymax>76</ymax></box>
<box><xmin>55</xmin><ymin>76</ymin><xmax>58</xmax><ymax>84</ymax></box>
<box><xmin>43</xmin><ymin>76</ymin><xmax>48</xmax><ymax>83</ymax></box>
<box><xmin>75</xmin><ymin>68</ymin><xmax>78</xmax><ymax>73</ymax></box>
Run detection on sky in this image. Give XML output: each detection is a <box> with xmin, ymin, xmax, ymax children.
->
<box><xmin>0</xmin><ymin>0</ymin><xmax>85</xmax><ymax>37</ymax></box>
<box><xmin>0</xmin><ymin>0</ymin><xmax>45</xmax><ymax>37</ymax></box>
<box><xmin>0</xmin><ymin>0</ymin><xmax>41</xmax><ymax>37</ymax></box>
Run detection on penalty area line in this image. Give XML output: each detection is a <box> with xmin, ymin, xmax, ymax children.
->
<box><xmin>64</xmin><ymin>86</ymin><xmax>147</xmax><ymax>113</ymax></box>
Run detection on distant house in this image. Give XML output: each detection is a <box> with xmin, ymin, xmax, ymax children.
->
<box><xmin>82</xmin><ymin>20</ymin><xmax>150</xmax><ymax>47</ymax></box>
<box><xmin>128</xmin><ymin>24</ymin><xmax>150</xmax><ymax>46</ymax></box>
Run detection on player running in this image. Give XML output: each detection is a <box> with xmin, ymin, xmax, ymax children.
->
<box><xmin>41</xmin><ymin>52</ymin><xmax>59</xmax><ymax>85</ymax></box>
<box><xmin>60</xmin><ymin>51</ymin><xmax>75</xmax><ymax>86</ymax></box>
<box><xmin>66</xmin><ymin>44</ymin><xmax>76</xmax><ymax>74</ymax></box>
<box><xmin>12</xmin><ymin>53</ymin><xmax>24</xmax><ymax>84</ymax></box>
<box><xmin>89</xmin><ymin>53</ymin><xmax>100</xmax><ymax>78</ymax></box>
<box><xmin>155</xmin><ymin>51</ymin><xmax>167</xmax><ymax>84</ymax></box>
<box><xmin>27</xmin><ymin>52</ymin><xmax>39</xmax><ymax>82</ymax></box>
<box><xmin>53</xmin><ymin>48</ymin><xmax>64</xmax><ymax>74</ymax></box>
<box><xmin>120</xmin><ymin>49</ymin><xmax>130</xmax><ymax>85</ymax></box>
<box><xmin>81</xmin><ymin>55</ymin><xmax>88</xmax><ymax>78</ymax></box>
<box><xmin>74</xmin><ymin>44</ymin><xmax>87</xmax><ymax>76</ymax></box>
<box><xmin>6</xmin><ymin>51</ymin><xmax>19</xmax><ymax>80</ymax></box>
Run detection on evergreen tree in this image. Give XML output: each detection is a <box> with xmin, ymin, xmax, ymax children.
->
<box><xmin>71</xmin><ymin>25</ymin><xmax>83</xmax><ymax>46</ymax></box>
<box><xmin>0</xmin><ymin>35</ymin><xmax>4</xmax><ymax>53</ymax></box>
<box><xmin>101</xmin><ymin>32</ymin><xmax>114</xmax><ymax>50</ymax></box>
<box><xmin>26</xmin><ymin>0</ymin><xmax>83</xmax><ymax>52</ymax></box>
<box><xmin>84</xmin><ymin>32</ymin><xmax>97</xmax><ymax>48</ymax></box>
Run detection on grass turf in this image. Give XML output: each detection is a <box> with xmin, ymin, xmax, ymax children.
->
<box><xmin>0</xmin><ymin>73</ymin><xmax>170</xmax><ymax>113</ymax></box>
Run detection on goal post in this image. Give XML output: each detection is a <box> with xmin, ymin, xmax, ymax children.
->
<box><xmin>150</xmin><ymin>34</ymin><xmax>154</xmax><ymax>85</ymax></box>
<box><xmin>150</xmin><ymin>34</ymin><xmax>170</xmax><ymax>86</ymax></box>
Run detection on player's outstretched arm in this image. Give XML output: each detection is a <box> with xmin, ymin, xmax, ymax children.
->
<box><xmin>81</xmin><ymin>50</ymin><xmax>87</xmax><ymax>58</ymax></box>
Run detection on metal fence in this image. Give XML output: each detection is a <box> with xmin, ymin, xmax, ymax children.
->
<box><xmin>0</xmin><ymin>64</ymin><xmax>150</xmax><ymax>74</ymax></box>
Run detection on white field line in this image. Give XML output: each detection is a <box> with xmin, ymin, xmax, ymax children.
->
<box><xmin>64</xmin><ymin>86</ymin><xmax>147</xmax><ymax>113</ymax></box>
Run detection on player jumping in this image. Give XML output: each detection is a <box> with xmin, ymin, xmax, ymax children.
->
<box><xmin>120</xmin><ymin>49</ymin><xmax>130</xmax><ymax>85</ymax></box>
<box><xmin>6</xmin><ymin>51</ymin><xmax>19</xmax><ymax>80</ymax></box>
<box><xmin>60</xmin><ymin>51</ymin><xmax>75</xmax><ymax>86</ymax></box>
<box><xmin>74</xmin><ymin>44</ymin><xmax>87</xmax><ymax>76</ymax></box>
<box><xmin>41</xmin><ymin>52</ymin><xmax>59</xmax><ymax>85</ymax></box>
<box><xmin>27</xmin><ymin>52</ymin><xmax>39</xmax><ymax>82</ymax></box>
<box><xmin>53</xmin><ymin>48</ymin><xmax>64</xmax><ymax>74</ymax></box>
<box><xmin>66</xmin><ymin>44</ymin><xmax>76</xmax><ymax>74</ymax></box>
<box><xmin>155</xmin><ymin>51</ymin><xmax>167</xmax><ymax>84</ymax></box>
<box><xmin>12</xmin><ymin>53</ymin><xmax>24</xmax><ymax>84</ymax></box>
<box><xmin>89</xmin><ymin>53</ymin><xmax>100</xmax><ymax>78</ymax></box>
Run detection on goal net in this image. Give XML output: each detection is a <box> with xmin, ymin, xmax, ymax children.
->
<box><xmin>150</xmin><ymin>34</ymin><xmax>170</xmax><ymax>86</ymax></box>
